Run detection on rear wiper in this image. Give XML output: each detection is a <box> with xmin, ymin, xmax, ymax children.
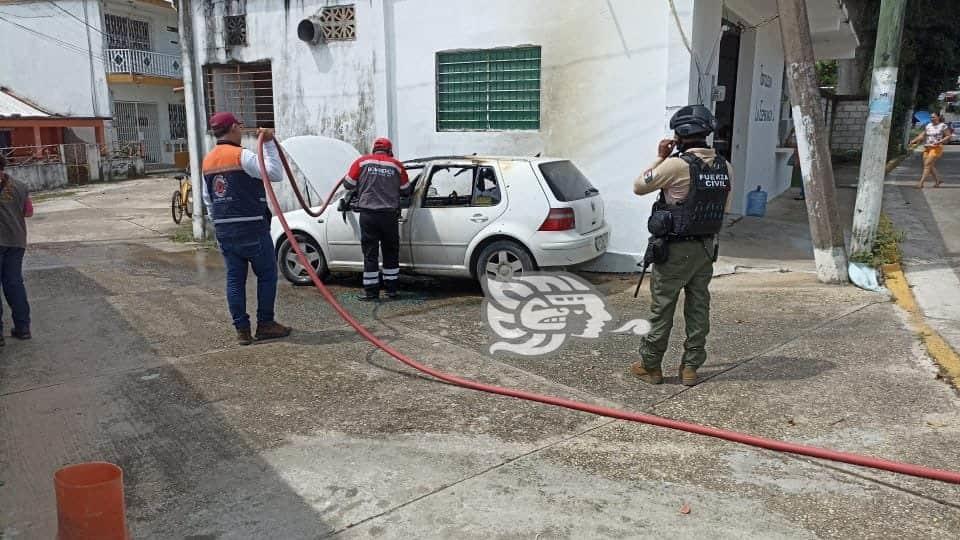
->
<box><xmin>585</xmin><ymin>187</ymin><xmax>599</xmax><ymax>196</ymax></box>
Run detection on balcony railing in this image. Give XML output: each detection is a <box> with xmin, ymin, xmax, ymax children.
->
<box><xmin>105</xmin><ymin>49</ymin><xmax>182</xmax><ymax>79</ymax></box>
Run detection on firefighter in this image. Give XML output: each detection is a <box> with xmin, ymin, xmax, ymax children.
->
<box><xmin>202</xmin><ymin>111</ymin><xmax>291</xmax><ymax>345</ymax></box>
<box><xmin>630</xmin><ymin>105</ymin><xmax>733</xmax><ymax>386</ymax></box>
<box><xmin>342</xmin><ymin>137</ymin><xmax>411</xmax><ymax>300</ymax></box>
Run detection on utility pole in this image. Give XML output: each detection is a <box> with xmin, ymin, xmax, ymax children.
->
<box><xmin>177</xmin><ymin>0</ymin><xmax>208</xmax><ymax>241</ymax></box>
<box><xmin>777</xmin><ymin>0</ymin><xmax>849</xmax><ymax>283</ymax></box>
<box><xmin>849</xmin><ymin>0</ymin><xmax>908</xmax><ymax>257</ymax></box>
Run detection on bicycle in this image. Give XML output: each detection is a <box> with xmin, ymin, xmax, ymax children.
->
<box><xmin>171</xmin><ymin>170</ymin><xmax>193</xmax><ymax>224</ymax></box>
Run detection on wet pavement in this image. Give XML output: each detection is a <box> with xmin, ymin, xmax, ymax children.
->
<box><xmin>2</xmin><ymin>178</ymin><xmax>959</xmax><ymax>538</ymax></box>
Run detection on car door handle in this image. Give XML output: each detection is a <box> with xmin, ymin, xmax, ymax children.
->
<box><xmin>398</xmin><ymin>218</ymin><xmax>407</xmax><ymax>223</ymax></box>
<box><xmin>470</xmin><ymin>214</ymin><xmax>489</xmax><ymax>223</ymax></box>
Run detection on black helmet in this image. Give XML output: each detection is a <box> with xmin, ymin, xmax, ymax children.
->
<box><xmin>670</xmin><ymin>105</ymin><xmax>716</xmax><ymax>138</ymax></box>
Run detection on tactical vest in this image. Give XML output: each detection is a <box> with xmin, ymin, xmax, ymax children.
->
<box><xmin>658</xmin><ymin>152</ymin><xmax>730</xmax><ymax>237</ymax></box>
<box><xmin>201</xmin><ymin>142</ymin><xmax>269</xmax><ymax>240</ymax></box>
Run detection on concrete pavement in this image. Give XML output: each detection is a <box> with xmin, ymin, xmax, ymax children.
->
<box><xmin>1</xmin><ymin>177</ymin><xmax>959</xmax><ymax>538</ymax></box>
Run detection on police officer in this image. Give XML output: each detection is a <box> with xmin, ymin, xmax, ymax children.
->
<box><xmin>342</xmin><ymin>137</ymin><xmax>411</xmax><ymax>300</ymax></box>
<box><xmin>630</xmin><ymin>105</ymin><xmax>732</xmax><ymax>386</ymax></box>
<box><xmin>202</xmin><ymin>112</ymin><xmax>291</xmax><ymax>345</ymax></box>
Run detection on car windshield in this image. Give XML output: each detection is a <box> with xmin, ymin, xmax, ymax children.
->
<box><xmin>538</xmin><ymin>161</ymin><xmax>599</xmax><ymax>202</ymax></box>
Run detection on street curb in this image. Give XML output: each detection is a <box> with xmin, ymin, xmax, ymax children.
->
<box><xmin>882</xmin><ymin>263</ymin><xmax>960</xmax><ymax>389</ymax></box>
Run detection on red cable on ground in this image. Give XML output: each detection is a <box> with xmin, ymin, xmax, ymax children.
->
<box><xmin>257</xmin><ymin>135</ymin><xmax>960</xmax><ymax>485</ymax></box>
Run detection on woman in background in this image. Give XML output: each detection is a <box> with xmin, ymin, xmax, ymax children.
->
<box><xmin>910</xmin><ymin>111</ymin><xmax>953</xmax><ymax>188</ymax></box>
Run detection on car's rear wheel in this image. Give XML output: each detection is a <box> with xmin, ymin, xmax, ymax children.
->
<box><xmin>278</xmin><ymin>233</ymin><xmax>328</xmax><ymax>285</ymax></box>
<box><xmin>475</xmin><ymin>240</ymin><xmax>535</xmax><ymax>282</ymax></box>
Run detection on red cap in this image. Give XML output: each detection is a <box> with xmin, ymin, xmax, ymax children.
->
<box><xmin>209</xmin><ymin>112</ymin><xmax>241</xmax><ymax>130</ymax></box>
<box><xmin>372</xmin><ymin>137</ymin><xmax>393</xmax><ymax>155</ymax></box>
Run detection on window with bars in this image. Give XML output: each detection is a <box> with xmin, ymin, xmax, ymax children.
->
<box><xmin>436</xmin><ymin>46</ymin><xmax>541</xmax><ymax>131</ymax></box>
<box><xmin>104</xmin><ymin>14</ymin><xmax>150</xmax><ymax>50</ymax></box>
<box><xmin>168</xmin><ymin>104</ymin><xmax>187</xmax><ymax>140</ymax></box>
<box><xmin>203</xmin><ymin>63</ymin><xmax>275</xmax><ymax>129</ymax></box>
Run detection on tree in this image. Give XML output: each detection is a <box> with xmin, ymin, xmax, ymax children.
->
<box><xmin>816</xmin><ymin>60</ymin><xmax>839</xmax><ymax>87</ymax></box>
<box><xmin>857</xmin><ymin>0</ymin><xmax>960</xmax><ymax>153</ymax></box>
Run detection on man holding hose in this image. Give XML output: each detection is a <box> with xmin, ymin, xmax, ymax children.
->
<box><xmin>202</xmin><ymin>111</ymin><xmax>291</xmax><ymax>345</ymax></box>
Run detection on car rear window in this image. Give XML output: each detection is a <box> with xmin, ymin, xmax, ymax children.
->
<box><xmin>538</xmin><ymin>161</ymin><xmax>598</xmax><ymax>202</ymax></box>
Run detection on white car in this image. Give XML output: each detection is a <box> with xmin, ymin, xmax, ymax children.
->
<box><xmin>271</xmin><ymin>153</ymin><xmax>610</xmax><ymax>284</ymax></box>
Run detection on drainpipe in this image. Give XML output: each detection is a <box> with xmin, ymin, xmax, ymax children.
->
<box><xmin>382</xmin><ymin>0</ymin><xmax>398</xmax><ymax>149</ymax></box>
<box><xmin>177</xmin><ymin>0</ymin><xmax>208</xmax><ymax>240</ymax></box>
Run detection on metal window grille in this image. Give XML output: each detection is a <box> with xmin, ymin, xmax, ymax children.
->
<box><xmin>104</xmin><ymin>14</ymin><xmax>150</xmax><ymax>50</ymax></box>
<box><xmin>112</xmin><ymin>101</ymin><xmax>162</xmax><ymax>166</ymax></box>
<box><xmin>204</xmin><ymin>63</ymin><xmax>275</xmax><ymax>129</ymax></box>
<box><xmin>168</xmin><ymin>103</ymin><xmax>187</xmax><ymax>140</ymax></box>
<box><xmin>436</xmin><ymin>46</ymin><xmax>541</xmax><ymax>131</ymax></box>
<box><xmin>224</xmin><ymin>14</ymin><xmax>247</xmax><ymax>46</ymax></box>
<box><xmin>320</xmin><ymin>5</ymin><xmax>356</xmax><ymax>41</ymax></box>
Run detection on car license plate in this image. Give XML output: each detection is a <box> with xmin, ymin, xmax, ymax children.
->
<box><xmin>595</xmin><ymin>233</ymin><xmax>608</xmax><ymax>252</ymax></box>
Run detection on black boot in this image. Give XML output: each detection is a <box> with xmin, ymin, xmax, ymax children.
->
<box><xmin>385</xmin><ymin>284</ymin><xmax>398</xmax><ymax>299</ymax></box>
<box><xmin>357</xmin><ymin>287</ymin><xmax>379</xmax><ymax>301</ymax></box>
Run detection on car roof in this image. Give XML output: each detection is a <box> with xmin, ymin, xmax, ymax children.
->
<box><xmin>403</xmin><ymin>155</ymin><xmax>566</xmax><ymax>166</ymax></box>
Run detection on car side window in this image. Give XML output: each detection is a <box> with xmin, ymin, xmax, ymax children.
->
<box><xmin>472</xmin><ymin>166</ymin><xmax>502</xmax><ymax>207</ymax></box>
<box><xmin>423</xmin><ymin>166</ymin><xmax>474</xmax><ymax>208</ymax></box>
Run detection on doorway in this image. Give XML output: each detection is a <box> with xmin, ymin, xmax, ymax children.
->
<box><xmin>714</xmin><ymin>22</ymin><xmax>741</xmax><ymax>161</ymax></box>
<box><xmin>112</xmin><ymin>101</ymin><xmax>162</xmax><ymax>168</ymax></box>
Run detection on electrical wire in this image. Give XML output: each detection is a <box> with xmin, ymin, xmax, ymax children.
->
<box><xmin>0</xmin><ymin>15</ymin><xmax>105</xmax><ymax>62</ymax></box>
<box><xmin>44</xmin><ymin>0</ymin><xmax>105</xmax><ymax>36</ymax></box>
<box><xmin>667</xmin><ymin>0</ymin><xmax>704</xmax><ymax>104</ymax></box>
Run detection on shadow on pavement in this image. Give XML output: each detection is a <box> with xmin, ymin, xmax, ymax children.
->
<box><xmin>0</xmin><ymin>249</ymin><xmax>334</xmax><ymax>538</ymax></box>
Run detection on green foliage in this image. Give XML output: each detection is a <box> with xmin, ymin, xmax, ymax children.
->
<box><xmin>858</xmin><ymin>0</ymin><xmax>960</xmax><ymax>153</ymax></box>
<box><xmin>171</xmin><ymin>223</ymin><xmax>216</xmax><ymax>248</ymax></box>
<box><xmin>816</xmin><ymin>60</ymin><xmax>838</xmax><ymax>87</ymax></box>
<box><xmin>850</xmin><ymin>214</ymin><xmax>904</xmax><ymax>267</ymax></box>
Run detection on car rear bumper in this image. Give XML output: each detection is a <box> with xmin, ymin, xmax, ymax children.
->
<box><xmin>531</xmin><ymin>223</ymin><xmax>611</xmax><ymax>266</ymax></box>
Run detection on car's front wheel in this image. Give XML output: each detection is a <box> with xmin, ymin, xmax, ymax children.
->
<box><xmin>278</xmin><ymin>233</ymin><xmax>328</xmax><ymax>285</ymax></box>
<box><xmin>475</xmin><ymin>240</ymin><xmax>536</xmax><ymax>282</ymax></box>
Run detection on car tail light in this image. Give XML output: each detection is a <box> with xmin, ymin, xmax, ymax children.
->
<box><xmin>539</xmin><ymin>208</ymin><xmax>576</xmax><ymax>231</ymax></box>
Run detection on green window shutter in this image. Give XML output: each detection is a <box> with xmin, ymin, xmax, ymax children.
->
<box><xmin>437</xmin><ymin>46</ymin><xmax>541</xmax><ymax>131</ymax></box>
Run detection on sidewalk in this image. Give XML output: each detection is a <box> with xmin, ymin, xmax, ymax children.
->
<box><xmin>883</xmin><ymin>146</ymin><xmax>960</xmax><ymax>358</ymax></box>
<box><xmin>716</xmin><ymin>165</ymin><xmax>858</xmax><ymax>275</ymax></box>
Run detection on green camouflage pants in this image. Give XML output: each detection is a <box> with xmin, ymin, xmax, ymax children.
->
<box><xmin>639</xmin><ymin>238</ymin><xmax>715</xmax><ymax>369</ymax></box>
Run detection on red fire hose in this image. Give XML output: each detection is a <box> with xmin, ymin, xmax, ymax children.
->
<box><xmin>257</xmin><ymin>134</ymin><xmax>960</xmax><ymax>485</ymax></box>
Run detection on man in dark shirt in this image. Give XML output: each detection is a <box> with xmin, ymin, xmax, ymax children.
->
<box><xmin>342</xmin><ymin>137</ymin><xmax>411</xmax><ymax>300</ymax></box>
<box><xmin>0</xmin><ymin>155</ymin><xmax>34</xmax><ymax>344</ymax></box>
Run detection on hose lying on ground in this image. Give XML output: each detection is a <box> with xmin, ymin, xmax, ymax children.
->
<box><xmin>258</xmin><ymin>134</ymin><xmax>960</xmax><ymax>485</ymax></box>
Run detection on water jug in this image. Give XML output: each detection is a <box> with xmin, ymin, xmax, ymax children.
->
<box><xmin>746</xmin><ymin>186</ymin><xmax>767</xmax><ymax>217</ymax></box>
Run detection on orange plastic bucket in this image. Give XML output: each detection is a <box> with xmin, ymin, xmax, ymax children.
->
<box><xmin>54</xmin><ymin>462</ymin><xmax>129</xmax><ymax>540</ymax></box>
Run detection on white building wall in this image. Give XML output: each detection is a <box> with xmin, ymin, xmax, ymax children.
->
<box><xmin>390</xmin><ymin>0</ymin><xmax>683</xmax><ymax>271</ymax></box>
<box><xmin>184</xmin><ymin>0</ymin><xmax>855</xmax><ymax>271</ymax></box>
<box><xmin>734</xmin><ymin>22</ymin><xmax>787</xmax><ymax>212</ymax></box>
<box><xmin>0</xmin><ymin>0</ymin><xmax>110</xmax><ymax>117</ymax></box>
<box><xmin>189</xmin><ymin>1</ymin><xmax>379</xmax><ymax>150</ymax></box>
